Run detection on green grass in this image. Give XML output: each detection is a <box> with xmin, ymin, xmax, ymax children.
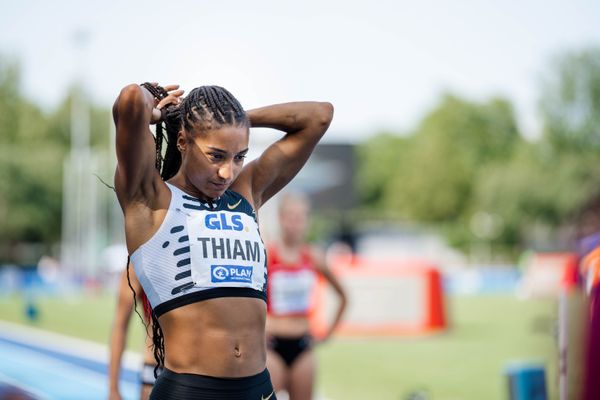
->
<box><xmin>0</xmin><ymin>292</ymin><xmax>147</xmax><ymax>352</ymax></box>
<box><xmin>317</xmin><ymin>296</ymin><xmax>558</xmax><ymax>400</ymax></box>
<box><xmin>0</xmin><ymin>294</ymin><xmax>558</xmax><ymax>400</ymax></box>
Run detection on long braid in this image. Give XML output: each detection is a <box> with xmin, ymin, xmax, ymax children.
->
<box><xmin>125</xmin><ymin>256</ymin><xmax>165</xmax><ymax>377</ymax></box>
<box><xmin>125</xmin><ymin>257</ymin><xmax>145</xmax><ymax>324</ymax></box>
<box><xmin>137</xmin><ymin>84</ymin><xmax>248</xmax><ymax>376</ymax></box>
<box><xmin>160</xmin><ymin>105</ymin><xmax>183</xmax><ymax>180</ymax></box>
<box><xmin>155</xmin><ymin>123</ymin><xmax>164</xmax><ymax>171</ymax></box>
<box><xmin>150</xmin><ymin>311</ymin><xmax>165</xmax><ymax>378</ymax></box>
<box><xmin>140</xmin><ymin>82</ymin><xmax>169</xmax><ymax>175</ymax></box>
<box><xmin>126</xmin><ymin>254</ymin><xmax>165</xmax><ymax>378</ymax></box>
<box><xmin>127</xmin><ymin>239</ymin><xmax>166</xmax><ymax>377</ymax></box>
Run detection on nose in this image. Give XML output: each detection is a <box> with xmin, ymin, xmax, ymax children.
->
<box><xmin>217</xmin><ymin>161</ymin><xmax>233</xmax><ymax>181</ymax></box>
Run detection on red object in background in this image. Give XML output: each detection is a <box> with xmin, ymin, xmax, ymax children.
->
<box><xmin>520</xmin><ymin>252</ymin><xmax>579</xmax><ymax>298</ymax></box>
<box><xmin>425</xmin><ymin>268</ymin><xmax>446</xmax><ymax>330</ymax></box>
<box><xmin>561</xmin><ymin>254</ymin><xmax>580</xmax><ymax>291</ymax></box>
<box><xmin>310</xmin><ymin>258</ymin><xmax>447</xmax><ymax>337</ymax></box>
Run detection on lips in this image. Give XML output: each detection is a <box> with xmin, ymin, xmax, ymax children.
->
<box><xmin>210</xmin><ymin>181</ymin><xmax>229</xmax><ymax>191</ymax></box>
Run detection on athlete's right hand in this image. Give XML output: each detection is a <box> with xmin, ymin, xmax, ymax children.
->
<box><xmin>108</xmin><ymin>390</ymin><xmax>122</xmax><ymax>400</ymax></box>
<box><xmin>142</xmin><ymin>83</ymin><xmax>184</xmax><ymax>124</ymax></box>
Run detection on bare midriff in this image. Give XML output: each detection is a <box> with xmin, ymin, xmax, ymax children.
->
<box><xmin>266</xmin><ymin>315</ymin><xmax>310</xmax><ymax>338</ymax></box>
<box><xmin>159</xmin><ymin>297</ymin><xmax>267</xmax><ymax>377</ymax></box>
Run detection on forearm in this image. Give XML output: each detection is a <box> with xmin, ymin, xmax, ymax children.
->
<box><xmin>112</xmin><ymin>84</ymin><xmax>164</xmax><ymax>197</ymax></box>
<box><xmin>247</xmin><ymin>102</ymin><xmax>333</xmax><ymax>135</ymax></box>
<box><xmin>319</xmin><ymin>260</ymin><xmax>347</xmax><ymax>338</ymax></box>
<box><xmin>108</xmin><ymin>322</ymin><xmax>128</xmax><ymax>392</ymax></box>
<box><xmin>328</xmin><ymin>296</ymin><xmax>347</xmax><ymax>336</ymax></box>
<box><xmin>113</xmin><ymin>84</ymin><xmax>157</xmax><ymax>166</ymax></box>
<box><xmin>109</xmin><ymin>276</ymin><xmax>134</xmax><ymax>395</ymax></box>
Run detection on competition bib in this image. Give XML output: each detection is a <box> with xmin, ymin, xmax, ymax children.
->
<box><xmin>187</xmin><ymin>210</ymin><xmax>265</xmax><ymax>290</ymax></box>
<box><xmin>270</xmin><ymin>269</ymin><xmax>316</xmax><ymax>315</ymax></box>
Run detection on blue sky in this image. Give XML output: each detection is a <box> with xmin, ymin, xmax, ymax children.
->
<box><xmin>1</xmin><ymin>0</ymin><xmax>599</xmax><ymax>141</ymax></box>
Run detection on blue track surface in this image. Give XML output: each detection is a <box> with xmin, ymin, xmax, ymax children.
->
<box><xmin>0</xmin><ymin>330</ymin><xmax>140</xmax><ymax>400</ymax></box>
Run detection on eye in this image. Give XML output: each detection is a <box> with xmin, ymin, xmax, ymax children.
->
<box><xmin>234</xmin><ymin>154</ymin><xmax>247</xmax><ymax>162</ymax></box>
<box><xmin>209</xmin><ymin>153</ymin><xmax>224</xmax><ymax>161</ymax></box>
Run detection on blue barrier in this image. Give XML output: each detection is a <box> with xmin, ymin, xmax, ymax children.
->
<box><xmin>505</xmin><ymin>362</ymin><xmax>547</xmax><ymax>400</ymax></box>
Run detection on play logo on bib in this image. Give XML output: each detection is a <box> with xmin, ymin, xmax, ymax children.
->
<box><xmin>211</xmin><ymin>265</ymin><xmax>253</xmax><ymax>283</ymax></box>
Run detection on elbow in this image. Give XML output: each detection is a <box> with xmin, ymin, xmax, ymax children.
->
<box><xmin>119</xmin><ymin>83</ymin><xmax>144</xmax><ymax>100</ymax></box>
<box><xmin>114</xmin><ymin>84</ymin><xmax>146</xmax><ymax>119</ymax></box>
<box><xmin>303</xmin><ymin>102</ymin><xmax>333</xmax><ymax>138</ymax></box>
<box><xmin>317</xmin><ymin>102</ymin><xmax>334</xmax><ymax>128</ymax></box>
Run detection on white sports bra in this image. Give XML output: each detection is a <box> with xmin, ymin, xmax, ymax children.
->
<box><xmin>130</xmin><ymin>183</ymin><xmax>267</xmax><ymax>318</ymax></box>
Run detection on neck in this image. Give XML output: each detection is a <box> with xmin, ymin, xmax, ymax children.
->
<box><xmin>169</xmin><ymin>172</ymin><xmax>216</xmax><ymax>202</ymax></box>
<box><xmin>281</xmin><ymin>235</ymin><xmax>303</xmax><ymax>249</ymax></box>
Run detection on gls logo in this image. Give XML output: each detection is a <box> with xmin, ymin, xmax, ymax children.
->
<box><xmin>211</xmin><ymin>265</ymin><xmax>253</xmax><ymax>283</ymax></box>
<box><xmin>205</xmin><ymin>213</ymin><xmax>243</xmax><ymax>231</ymax></box>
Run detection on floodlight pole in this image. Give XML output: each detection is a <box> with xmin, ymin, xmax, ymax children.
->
<box><xmin>60</xmin><ymin>30</ymin><xmax>98</xmax><ymax>281</ymax></box>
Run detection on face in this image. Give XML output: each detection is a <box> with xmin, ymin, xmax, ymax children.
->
<box><xmin>177</xmin><ymin>125</ymin><xmax>249</xmax><ymax>199</ymax></box>
<box><xmin>279</xmin><ymin>196</ymin><xmax>310</xmax><ymax>243</ymax></box>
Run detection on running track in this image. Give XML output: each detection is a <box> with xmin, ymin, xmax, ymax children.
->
<box><xmin>0</xmin><ymin>321</ymin><xmax>329</xmax><ymax>400</ymax></box>
<box><xmin>0</xmin><ymin>320</ymin><xmax>140</xmax><ymax>400</ymax></box>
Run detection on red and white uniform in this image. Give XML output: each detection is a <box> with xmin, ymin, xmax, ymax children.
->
<box><xmin>267</xmin><ymin>244</ymin><xmax>318</xmax><ymax>317</ymax></box>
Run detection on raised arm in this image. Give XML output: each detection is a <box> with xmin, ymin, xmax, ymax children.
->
<box><xmin>112</xmin><ymin>83</ymin><xmax>183</xmax><ymax>204</ymax></box>
<box><xmin>237</xmin><ymin>102</ymin><xmax>333</xmax><ymax>208</ymax></box>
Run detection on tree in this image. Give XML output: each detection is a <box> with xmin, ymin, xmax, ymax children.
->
<box><xmin>381</xmin><ymin>94</ymin><xmax>520</xmax><ymax>222</ymax></box>
<box><xmin>0</xmin><ymin>58</ymin><xmax>64</xmax><ymax>246</ymax></box>
<box><xmin>535</xmin><ymin>48</ymin><xmax>600</xmax><ymax>241</ymax></box>
<box><xmin>356</xmin><ymin>93</ymin><xmax>524</xmax><ymax>254</ymax></box>
<box><xmin>357</xmin><ymin>48</ymin><xmax>600</xmax><ymax>257</ymax></box>
<box><xmin>540</xmin><ymin>47</ymin><xmax>600</xmax><ymax>151</ymax></box>
<box><xmin>356</xmin><ymin>132</ymin><xmax>410</xmax><ymax>207</ymax></box>
<box><xmin>0</xmin><ymin>58</ymin><xmax>110</xmax><ymax>261</ymax></box>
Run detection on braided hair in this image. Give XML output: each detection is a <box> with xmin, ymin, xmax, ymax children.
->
<box><xmin>132</xmin><ymin>84</ymin><xmax>249</xmax><ymax>377</ymax></box>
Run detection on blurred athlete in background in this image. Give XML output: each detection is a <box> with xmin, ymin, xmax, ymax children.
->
<box><xmin>266</xmin><ymin>192</ymin><xmax>347</xmax><ymax>400</ymax></box>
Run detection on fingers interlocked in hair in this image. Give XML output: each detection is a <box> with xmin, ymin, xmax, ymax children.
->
<box><xmin>139</xmin><ymin>82</ymin><xmax>184</xmax><ymax>175</ymax></box>
<box><xmin>140</xmin><ymin>82</ymin><xmax>169</xmax><ymax>101</ymax></box>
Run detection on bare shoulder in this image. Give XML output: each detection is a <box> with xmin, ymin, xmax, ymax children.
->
<box><xmin>230</xmin><ymin>161</ymin><xmax>259</xmax><ymax>210</ymax></box>
<box><xmin>120</xmin><ymin>176</ymin><xmax>172</xmax><ymax>254</ymax></box>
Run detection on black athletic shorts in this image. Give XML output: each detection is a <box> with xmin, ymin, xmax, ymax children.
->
<box><xmin>149</xmin><ymin>368</ymin><xmax>277</xmax><ymax>400</ymax></box>
<box><xmin>268</xmin><ymin>334</ymin><xmax>313</xmax><ymax>367</ymax></box>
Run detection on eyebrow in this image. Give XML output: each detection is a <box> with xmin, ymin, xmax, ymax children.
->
<box><xmin>207</xmin><ymin>146</ymin><xmax>249</xmax><ymax>155</ymax></box>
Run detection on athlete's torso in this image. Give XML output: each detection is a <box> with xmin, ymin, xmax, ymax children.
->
<box><xmin>128</xmin><ymin>182</ymin><xmax>268</xmax><ymax>376</ymax></box>
<box><xmin>130</xmin><ymin>182</ymin><xmax>267</xmax><ymax>318</ymax></box>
